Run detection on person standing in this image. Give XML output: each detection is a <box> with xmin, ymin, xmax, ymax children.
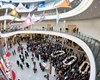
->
<box><xmin>14</xmin><ymin>49</ymin><xmax>16</xmax><ymax>55</ymax></box>
<box><xmin>44</xmin><ymin>74</ymin><xmax>49</xmax><ymax>80</ymax></box>
<box><xmin>33</xmin><ymin>67</ymin><xmax>37</xmax><ymax>73</ymax></box>
<box><xmin>25</xmin><ymin>51</ymin><xmax>28</xmax><ymax>59</ymax></box>
<box><xmin>20</xmin><ymin>64</ymin><xmax>23</xmax><ymax>70</ymax></box>
<box><xmin>12</xmin><ymin>51</ymin><xmax>14</xmax><ymax>56</ymax></box>
<box><xmin>16</xmin><ymin>60</ymin><xmax>20</xmax><ymax>66</ymax></box>
<box><xmin>76</xmin><ymin>27</ymin><xmax>79</xmax><ymax>33</ymax></box>
<box><xmin>19</xmin><ymin>54</ymin><xmax>21</xmax><ymax>60</ymax></box>
<box><xmin>25</xmin><ymin>51</ymin><xmax>29</xmax><ymax>58</ymax></box>
<box><xmin>26</xmin><ymin>62</ymin><xmax>30</xmax><ymax>68</ymax></box>
<box><xmin>46</xmin><ymin>74</ymin><xmax>49</xmax><ymax>80</ymax></box>
<box><xmin>33</xmin><ymin>61</ymin><xmax>36</xmax><ymax>68</ymax></box>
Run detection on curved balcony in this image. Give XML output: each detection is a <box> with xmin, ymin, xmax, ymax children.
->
<box><xmin>0</xmin><ymin>0</ymin><xmax>93</xmax><ymax>21</ymax></box>
<box><xmin>0</xmin><ymin>30</ymin><xmax>97</xmax><ymax>80</ymax></box>
<box><xmin>0</xmin><ymin>29</ymin><xmax>100</xmax><ymax>80</ymax></box>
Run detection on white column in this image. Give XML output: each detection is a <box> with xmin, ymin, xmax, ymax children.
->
<box><xmin>62</xmin><ymin>38</ymin><xmax>65</xmax><ymax>46</ymax></box>
<box><xmin>4</xmin><ymin>9</ymin><xmax>8</xmax><ymax>30</ymax></box>
<box><xmin>63</xmin><ymin>20</ymin><xmax>66</xmax><ymax>32</ymax></box>
<box><xmin>30</xmin><ymin>34</ymin><xmax>32</xmax><ymax>40</ymax></box>
<box><xmin>51</xmin><ymin>66</ymin><xmax>55</xmax><ymax>76</ymax></box>
<box><xmin>5</xmin><ymin>9</ymin><xmax>8</xmax><ymax>15</ymax></box>
<box><xmin>4</xmin><ymin>20</ymin><xmax>6</xmax><ymax>30</ymax></box>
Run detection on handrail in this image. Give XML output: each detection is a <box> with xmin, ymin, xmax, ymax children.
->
<box><xmin>0</xmin><ymin>30</ymin><xmax>96</xmax><ymax>80</ymax></box>
<box><xmin>1</xmin><ymin>29</ymin><xmax>100</xmax><ymax>80</ymax></box>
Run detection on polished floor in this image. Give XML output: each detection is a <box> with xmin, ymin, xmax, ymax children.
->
<box><xmin>9</xmin><ymin>42</ymin><xmax>56</xmax><ymax>80</ymax></box>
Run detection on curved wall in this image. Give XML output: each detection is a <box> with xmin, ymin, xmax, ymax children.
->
<box><xmin>0</xmin><ymin>31</ymin><xmax>96</xmax><ymax>80</ymax></box>
<box><xmin>66</xmin><ymin>18</ymin><xmax>100</xmax><ymax>41</ymax></box>
<box><xmin>30</xmin><ymin>18</ymin><xmax>100</xmax><ymax>41</ymax></box>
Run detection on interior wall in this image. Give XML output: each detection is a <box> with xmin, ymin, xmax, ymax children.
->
<box><xmin>32</xmin><ymin>18</ymin><xmax>100</xmax><ymax>41</ymax></box>
<box><xmin>66</xmin><ymin>18</ymin><xmax>100</xmax><ymax>41</ymax></box>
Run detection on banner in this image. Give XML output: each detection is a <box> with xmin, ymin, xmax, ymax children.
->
<box><xmin>32</xmin><ymin>13</ymin><xmax>35</xmax><ymax>19</ymax></box>
<box><xmin>38</xmin><ymin>2</ymin><xmax>45</xmax><ymax>8</ymax></box>
<box><xmin>54</xmin><ymin>0</ymin><xmax>71</xmax><ymax>8</ymax></box>
<box><xmin>36</xmin><ymin>11</ymin><xmax>45</xmax><ymax>23</ymax></box>
<box><xmin>20</xmin><ymin>13</ymin><xmax>33</xmax><ymax>29</ymax></box>
<box><xmin>0</xmin><ymin>68</ymin><xmax>8</xmax><ymax>80</ymax></box>
<box><xmin>16</xmin><ymin>2</ymin><xmax>27</xmax><ymax>10</ymax></box>
<box><xmin>20</xmin><ymin>12</ymin><xmax>45</xmax><ymax>29</ymax></box>
<box><xmin>12</xmin><ymin>70</ymin><xmax>16</xmax><ymax>80</ymax></box>
<box><xmin>31</xmin><ymin>6</ymin><xmax>38</xmax><ymax>12</ymax></box>
<box><xmin>0</xmin><ymin>62</ymin><xmax>5</xmax><ymax>73</ymax></box>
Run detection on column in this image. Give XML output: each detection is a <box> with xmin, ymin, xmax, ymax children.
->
<box><xmin>13</xmin><ymin>35</ymin><xmax>16</xmax><ymax>45</ymax></box>
<box><xmin>4</xmin><ymin>9</ymin><xmax>8</xmax><ymax>30</ymax></box>
<box><xmin>4</xmin><ymin>20</ymin><xmax>6</xmax><ymax>30</ymax></box>
<box><xmin>49</xmin><ymin>58</ymin><xmax>52</xmax><ymax>74</ymax></box>
<box><xmin>30</xmin><ymin>34</ymin><xmax>33</xmax><ymax>40</ymax></box>
<box><xmin>63</xmin><ymin>20</ymin><xmax>66</xmax><ymax>32</ymax></box>
<box><xmin>62</xmin><ymin>38</ymin><xmax>65</xmax><ymax>46</ymax></box>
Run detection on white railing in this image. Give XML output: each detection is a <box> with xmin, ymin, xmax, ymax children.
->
<box><xmin>0</xmin><ymin>0</ymin><xmax>93</xmax><ymax>20</ymax></box>
<box><xmin>0</xmin><ymin>30</ymin><xmax>96</xmax><ymax>80</ymax></box>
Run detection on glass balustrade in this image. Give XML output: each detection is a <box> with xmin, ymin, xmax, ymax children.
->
<box><xmin>1</xmin><ymin>27</ymin><xmax>100</xmax><ymax>80</ymax></box>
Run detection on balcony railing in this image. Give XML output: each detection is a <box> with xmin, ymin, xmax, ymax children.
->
<box><xmin>1</xmin><ymin>28</ymin><xmax>100</xmax><ymax>80</ymax></box>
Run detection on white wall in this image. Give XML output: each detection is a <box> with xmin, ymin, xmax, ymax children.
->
<box><xmin>67</xmin><ymin>19</ymin><xmax>100</xmax><ymax>41</ymax></box>
<box><xmin>32</xmin><ymin>18</ymin><xmax>100</xmax><ymax>41</ymax></box>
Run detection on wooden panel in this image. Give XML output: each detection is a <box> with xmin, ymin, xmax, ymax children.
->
<box><xmin>68</xmin><ymin>25</ymin><xmax>76</xmax><ymax>32</ymax></box>
<box><xmin>47</xmin><ymin>24</ymin><xmax>51</xmax><ymax>30</ymax></box>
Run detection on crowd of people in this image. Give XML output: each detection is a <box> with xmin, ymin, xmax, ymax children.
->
<box><xmin>10</xmin><ymin>35</ymin><xmax>90</xmax><ymax>80</ymax></box>
<box><xmin>12</xmin><ymin>44</ymin><xmax>37</xmax><ymax>73</ymax></box>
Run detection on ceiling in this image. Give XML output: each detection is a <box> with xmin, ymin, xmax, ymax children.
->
<box><xmin>65</xmin><ymin>0</ymin><xmax>100</xmax><ymax>20</ymax></box>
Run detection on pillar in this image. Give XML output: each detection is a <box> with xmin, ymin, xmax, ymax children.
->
<box><xmin>4</xmin><ymin>9</ymin><xmax>8</xmax><ymax>30</ymax></box>
<box><xmin>63</xmin><ymin>20</ymin><xmax>66</xmax><ymax>32</ymax></box>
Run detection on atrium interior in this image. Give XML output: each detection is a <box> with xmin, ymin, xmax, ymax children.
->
<box><xmin>0</xmin><ymin>0</ymin><xmax>100</xmax><ymax>80</ymax></box>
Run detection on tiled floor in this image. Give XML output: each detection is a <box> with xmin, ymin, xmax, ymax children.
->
<box><xmin>8</xmin><ymin>42</ymin><xmax>56</xmax><ymax>80</ymax></box>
